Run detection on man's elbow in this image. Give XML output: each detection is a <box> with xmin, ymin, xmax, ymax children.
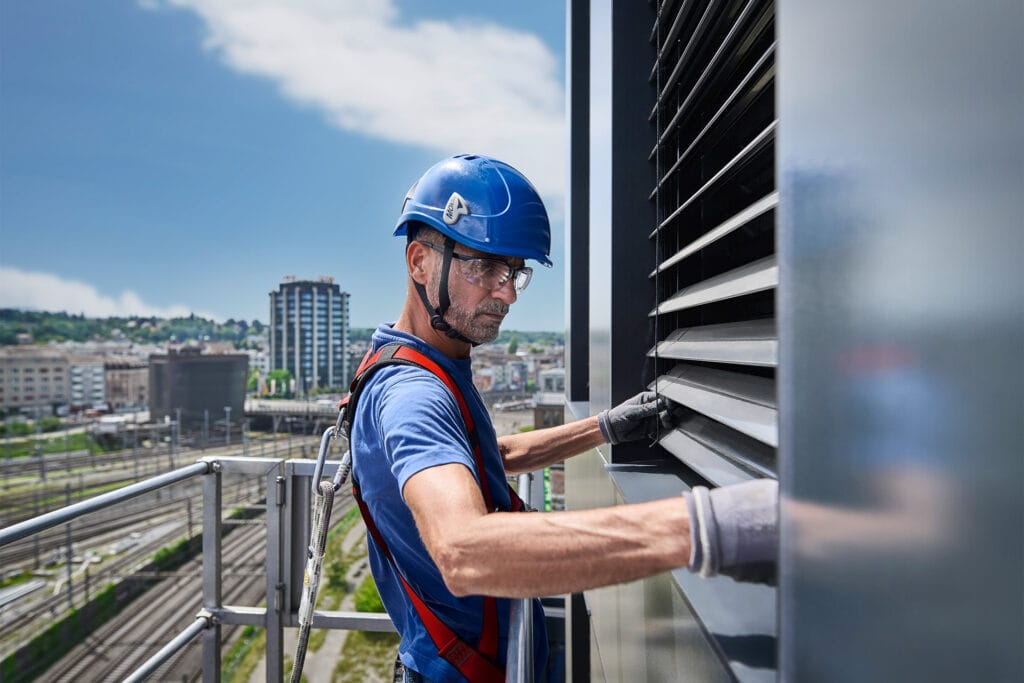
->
<box><xmin>433</xmin><ymin>540</ymin><xmax>482</xmax><ymax>597</ymax></box>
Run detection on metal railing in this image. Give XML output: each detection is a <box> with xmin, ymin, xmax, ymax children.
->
<box><xmin>0</xmin><ymin>455</ymin><xmax>393</xmax><ymax>682</ymax></box>
<box><xmin>2</xmin><ymin>455</ymin><xmax>547</xmax><ymax>681</ymax></box>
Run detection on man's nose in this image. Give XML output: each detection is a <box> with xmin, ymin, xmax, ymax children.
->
<box><xmin>492</xmin><ymin>278</ymin><xmax>518</xmax><ymax>305</ymax></box>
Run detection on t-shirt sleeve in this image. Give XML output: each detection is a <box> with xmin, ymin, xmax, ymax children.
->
<box><xmin>372</xmin><ymin>368</ymin><xmax>477</xmax><ymax>494</ymax></box>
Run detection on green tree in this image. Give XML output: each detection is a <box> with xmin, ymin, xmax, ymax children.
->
<box><xmin>266</xmin><ymin>369</ymin><xmax>293</xmax><ymax>397</ymax></box>
<box><xmin>507</xmin><ymin>335</ymin><xmax>519</xmax><ymax>355</ymax></box>
<box><xmin>246</xmin><ymin>368</ymin><xmax>261</xmax><ymax>393</ymax></box>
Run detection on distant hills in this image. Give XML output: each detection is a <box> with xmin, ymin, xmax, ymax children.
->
<box><xmin>0</xmin><ymin>309</ymin><xmax>564</xmax><ymax>348</ymax></box>
<box><xmin>0</xmin><ymin>309</ymin><xmax>264</xmax><ymax>346</ymax></box>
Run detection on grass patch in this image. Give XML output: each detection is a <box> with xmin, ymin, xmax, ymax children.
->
<box><xmin>0</xmin><ymin>571</ymin><xmax>33</xmax><ymax>590</ymax></box>
<box><xmin>0</xmin><ymin>432</ymin><xmax>119</xmax><ymax>459</ymax></box>
<box><xmin>326</xmin><ymin>507</ymin><xmax>362</xmax><ymax>543</ymax></box>
<box><xmin>327</xmin><ymin>573</ymin><xmax>397</xmax><ymax>682</ymax></box>
<box><xmin>331</xmin><ymin>630</ymin><xmax>400</xmax><ymax>683</ymax></box>
<box><xmin>353</xmin><ymin>574</ymin><xmax>386</xmax><ymax>614</ymax></box>
<box><xmin>222</xmin><ymin>625</ymin><xmax>266</xmax><ymax>683</ymax></box>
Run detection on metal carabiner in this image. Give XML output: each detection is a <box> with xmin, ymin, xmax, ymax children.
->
<box><xmin>310</xmin><ymin>426</ymin><xmax>337</xmax><ymax>497</ymax></box>
<box><xmin>310</xmin><ymin>407</ymin><xmax>353</xmax><ymax>497</ymax></box>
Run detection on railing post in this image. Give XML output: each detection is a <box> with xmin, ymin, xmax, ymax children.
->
<box><xmin>265</xmin><ymin>466</ymin><xmax>286</xmax><ymax>682</ymax></box>
<box><xmin>507</xmin><ymin>472</ymin><xmax>535</xmax><ymax>683</ymax></box>
<box><xmin>202</xmin><ymin>462</ymin><xmax>222</xmax><ymax>682</ymax></box>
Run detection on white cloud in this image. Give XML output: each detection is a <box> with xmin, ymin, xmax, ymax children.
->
<box><xmin>0</xmin><ymin>267</ymin><xmax>219</xmax><ymax>320</ymax></box>
<box><xmin>155</xmin><ymin>0</ymin><xmax>566</xmax><ymax>198</ymax></box>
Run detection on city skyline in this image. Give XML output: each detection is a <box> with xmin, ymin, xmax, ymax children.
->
<box><xmin>0</xmin><ymin>1</ymin><xmax>567</xmax><ymax>331</ymax></box>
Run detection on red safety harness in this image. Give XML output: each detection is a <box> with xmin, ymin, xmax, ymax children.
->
<box><xmin>340</xmin><ymin>342</ymin><xmax>525</xmax><ymax>683</ymax></box>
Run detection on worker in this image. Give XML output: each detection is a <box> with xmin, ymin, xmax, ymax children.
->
<box><xmin>349</xmin><ymin>154</ymin><xmax>778</xmax><ymax>683</ymax></box>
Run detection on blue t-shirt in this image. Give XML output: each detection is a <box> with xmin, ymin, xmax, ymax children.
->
<box><xmin>351</xmin><ymin>324</ymin><xmax>547</xmax><ymax>682</ymax></box>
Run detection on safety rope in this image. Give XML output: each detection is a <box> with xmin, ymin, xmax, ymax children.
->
<box><xmin>289</xmin><ymin>412</ymin><xmax>351</xmax><ymax>683</ymax></box>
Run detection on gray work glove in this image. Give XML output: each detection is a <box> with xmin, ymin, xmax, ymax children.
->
<box><xmin>597</xmin><ymin>391</ymin><xmax>677</xmax><ymax>444</ymax></box>
<box><xmin>683</xmin><ymin>478</ymin><xmax>778</xmax><ymax>585</ymax></box>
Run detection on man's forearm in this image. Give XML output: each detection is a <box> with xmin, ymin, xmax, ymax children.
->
<box><xmin>498</xmin><ymin>415</ymin><xmax>606</xmax><ymax>474</ymax></box>
<box><xmin>433</xmin><ymin>498</ymin><xmax>690</xmax><ymax>598</ymax></box>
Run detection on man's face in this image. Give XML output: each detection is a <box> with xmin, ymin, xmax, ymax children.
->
<box><xmin>426</xmin><ymin>242</ymin><xmax>524</xmax><ymax>344</ymax></box>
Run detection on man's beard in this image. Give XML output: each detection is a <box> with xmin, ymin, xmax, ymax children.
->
<box><xmin>429</xmin><ymin>261</ymin><xmax>509</xmax><ymax>344</ymax></box>
<box><xmin>444</xmin><ymin>298</ymin><xmax>509</xmax><ymax>344</ymax></box>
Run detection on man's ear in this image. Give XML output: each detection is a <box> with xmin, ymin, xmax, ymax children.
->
<box><xmin>407</xmin><ymin>241</ymin><xmax>432</xmax><ymax>286</ymax></box>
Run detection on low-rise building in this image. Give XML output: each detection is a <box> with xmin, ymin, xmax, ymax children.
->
<box><xmin>149</xmin><ymin>349</ymin><xmax>247</xmax><ymax>429</ymax></box>
<box><xmin>0</xmin><ymin>346</ymin><xmax>69</xmax><ymax>417</ymax></box>
<box><xmin>105</xmin><ymin>359</ymin><xmax>149</xmax><ymax>412</ymax></box>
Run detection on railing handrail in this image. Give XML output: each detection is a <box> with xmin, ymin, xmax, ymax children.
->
<box><xmin>123</xmin><ymin>612</ymin><xmax>213</xmax><ymax>683</ymax></box>
<box><xmin>0</xmin><ymin>460</ymin><xmax>211</xmax><ymax>547</ymax></box>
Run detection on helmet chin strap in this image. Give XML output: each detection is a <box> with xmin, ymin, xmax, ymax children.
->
<box><xmin>414</xmin><ymin>236</ymin><xmax>479</xmax><ymax>346</ymax></box>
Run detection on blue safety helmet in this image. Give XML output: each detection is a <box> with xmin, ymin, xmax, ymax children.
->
<box><xmin>394</xmin><ymin>154</ymin><xmax>552</xmax><ymax>267</ymax></box>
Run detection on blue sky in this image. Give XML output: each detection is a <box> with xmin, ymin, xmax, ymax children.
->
<box><xmin>0</xmin><ymin>0</ymin><xmax>567</xmax><ymax>331</ymax></box>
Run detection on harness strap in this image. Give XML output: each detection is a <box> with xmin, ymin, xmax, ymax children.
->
<box><xmin>354</xmin><ymin>484</ymin><xmax>505</xmax><ymax>683</ymax></box>
<box><xmin>345</xmin><ymin>342</ymin><xmax>524</xmax><ymax>682</ymax></box>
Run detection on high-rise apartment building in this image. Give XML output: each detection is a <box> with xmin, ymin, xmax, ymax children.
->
<box><xmin>268</xmin><ymin>277</ymin><xmax>350</xmax><ymax>393</ymax></box>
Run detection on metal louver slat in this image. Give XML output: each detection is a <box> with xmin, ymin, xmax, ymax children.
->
<box><xmin>650</xmin><ymin>121</ymin><xmax>776</xmax><ymax>237</ymax></box>
<box><xmin>649</xmin><ymin>319</ymin><xmax>777</xmax><ymax>366</ymax></box>
<box><xmin>648</xmin><ymin>0</ymin><xmax>697</xmax><ymax>81</ymax></box>
<box><xmin>648</xmin><ymin>0</ymin><xmax>778</xmax><ymax>495</ymax></box>
<box><xmin>649</xmin><ymin>41</ymin><xmax>775</xmax><ymax>178</ymax></box>
<box><xmin>653</xmin><ymin>365</ymin><xmax>777</xmax><ymax>447</ymax></box>
<box><xmin>651</xmin><ymin>193</ymin><xmax>778</xmax><ymax>275</ymax></box>
<box><xmin>657</xmin><ymin>0</ymin><xmax>761</xmax><ymax>145</ymax></box>
<box><xmin>651</xmin><ymin>255</ymin><xmax>777</xmax><ymax>316</ymax></box>
<box><xmin>659</xmin><ymin>412</ymin><xmax>776</xmax><ymax>486</ymax></box>
<box><xmin>649</xmin><ymin>0</ymin><xmax>723</xmax><ymax>121</ymax></box>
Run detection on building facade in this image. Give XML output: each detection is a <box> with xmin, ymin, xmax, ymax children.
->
<box><xmin>148</xmin><ymin>349</ymin><xmax>248</xmax><ymax>429</ymax></box>
<box><xmin>104</xmin><ymin>359</ymin><xmax>148</xmax><ymax>412</ymax></box>
<box><xmin>563</xmin><ymin>1</ymin><xmax>1022</xmax><ymax>681</ymax></box>
<box><xmin>268</xmin><ymin>277</ymin><xmax>350</xmax><ymax>393</ymax></box>
<box><xmin>0</xmin><ymin>347</ymin><xmax>69</xmax><ymax>417</ymax></box>
<box><xmin>68</xmin><ymin>355</ymin><xmax>106</xmax><ymax>409</ymax></box>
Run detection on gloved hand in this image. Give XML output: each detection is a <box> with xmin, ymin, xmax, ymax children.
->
<box><xmin>597</xmin><ymin>391</ymin><xmax>678</xmax><ymax>444</ymax></box>
<box><xmin>683</xmin><ymin>478</ymin><xmax>778</xmax><ymax>585</ymax></box>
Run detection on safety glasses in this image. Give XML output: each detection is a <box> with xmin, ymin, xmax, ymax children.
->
<box><xmin>419</xmin><ymin>241</ymin><xmax>533</xmax><ymax>293</ymax></box>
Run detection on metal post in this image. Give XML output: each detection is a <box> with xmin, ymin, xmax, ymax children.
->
<box><xmin>32</xmin><ymin>490</ymin><xmax>40</xmax><ymax>569</ymax></box>
<box><xmin>64</xmin><ymin>483</ymin><xmax>73</xmax><ymax>611</ymax></box>
<box><xmin>203</xmin><ymin>409</ymin><xmax>209</xmax><ymax>450</ymax></box>
<box><xmin>224</xmin><ymin>407</ymin><xmax>231</xmax><ymax>447</ymax></box>
<box><xmin>202</xmin><ymin>464</ymin><xmax>222</xmax><ymax>682</ymax></box>
<box><xmin>506</xmin><ymin>472</ymin><xmax>535</xmax><ymax>683</ymax></box>
<box><xmin>133</xmin><ymin>427</ymin><xmax>139</xmax><ymax>480</ymax></box>
<box><xmin>242</xmin><ymin>420</ymin><xmax>248</xmax><ymax>457</ymax></box>
<box><xmin>170</xmin><ymin>412</ymin><xmax>180</xmax><ymax>469</ymax></box>
<box><xmin>37</xmin><ymin>434</ymin><xmax>46</xmax><ymax>483</ymax></box>
<box><xmin>265</xmin><ymin>467</ymin><xmax>285</xmax><ymax>682</ymax></box>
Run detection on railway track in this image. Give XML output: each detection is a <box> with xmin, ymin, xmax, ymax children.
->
<box><xmin>0</xmin><ymin>478</ymin><xmax>257</xmax><ymax>573</ymax></box>
<box><xmin>40</xmin><ymin>496</ymin><xmax>356</xmax><ymax>682</ymax></box>
<box><xmin>41</xmin><ymin>517</ymin><xmax>267</xmax><ymax>682</ymax></box>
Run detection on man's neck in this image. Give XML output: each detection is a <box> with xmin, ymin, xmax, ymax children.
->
<box><xmin>394</xmin><ymin>303</ymin><xmax>472</xmax><ymax>359</ymax></box>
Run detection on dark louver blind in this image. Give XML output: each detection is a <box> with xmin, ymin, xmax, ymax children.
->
<box><xmin>649</xmin><ymin>0</ymin><xmax>777</xmax><ymax>486</ymax></box>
